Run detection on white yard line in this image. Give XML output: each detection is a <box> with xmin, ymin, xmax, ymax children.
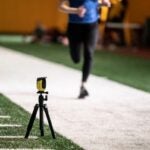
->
<box><xmin>0</xmin><ymin>136</ymin><xmax>38</xmax><ymax>139</ymax></box>
<box><xmin>0</xmin><ymin>124</ymin><xmax>22</xmax><ymax>127</ymax></box>
<box><xmin>0</xmin><ymin>115</ymin><xmax>10</xmax><ymax>119</ymax></box>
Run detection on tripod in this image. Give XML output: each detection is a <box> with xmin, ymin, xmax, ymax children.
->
<box><xmin>25</xmin><ymin>91</ymin><xmax>56</xmax><ymax>139</ymax></box>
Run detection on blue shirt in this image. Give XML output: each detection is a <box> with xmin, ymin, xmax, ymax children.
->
<box><xmin>69</xmin><ymin>0</ymin><xmax>99</xmax><ymax>24</ymax></box>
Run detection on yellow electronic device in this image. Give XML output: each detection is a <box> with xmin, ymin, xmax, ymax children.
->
<box><xmin>37</xmin><ymin>77</ymin><xmax>46</xmax><ymax>92</ymax></box>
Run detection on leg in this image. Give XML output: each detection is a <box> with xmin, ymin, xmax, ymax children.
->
<box><xmin>82</xmin><ymin>22</ymin><xmax>98</xmax><ymax>82</ymax></box>
<box><xmin>39</xmin><ymin>106</ymin><xmax>44</xmax><ymax>136</ymax></box>
<box><xmin>25</xmin><ymin>104</ymin><xmax>39</xmax><ymax>138</ymax></box>
<box><xmin>78</xmin><ymin>23</ymin><xmax>98</xmax><ymax>99</ymax></box>
<box><xmin>43</xmin><ymin>105</ymin><xmax>56</xmax><ymax>139</ymax></box>
<box><xmin>67</xmin><ymin>23</ymin><xmax>82</xmax><ymax>63</ymax></box>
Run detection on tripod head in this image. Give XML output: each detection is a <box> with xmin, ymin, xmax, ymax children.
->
<box><xmin>37</xmin><ymin>91</ymin><xmax>48</xmax><ymax>101</ymax></box>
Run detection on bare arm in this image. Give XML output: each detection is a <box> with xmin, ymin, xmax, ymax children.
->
<box><xmin>58</xmin><ymin>0</ymin><xmax>86</xmax><ymax>17</ymax></box>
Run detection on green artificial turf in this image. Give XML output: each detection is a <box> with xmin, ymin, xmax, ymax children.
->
<box><xmin>0</xmin><ymin>42</ymin><xmax>150</xmax><ymax>92</ymax></box>
<box><xmin>0</xmin><ymin>94</ymin><xmax>83</xmax><ymax>149</ymax></box>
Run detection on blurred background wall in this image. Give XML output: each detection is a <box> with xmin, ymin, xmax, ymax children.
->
<box><xmin>0</xmin><ymin>0</ymin><xmax>67</xmax><ymax>33</ymax></box>
<box><xmin>129</xmin><ymin>0</ymin><xmax>150</xmax><ymax>23</ymax></box>
<box><xmin>0</xmin><ymin>0</ymin><xmax>150</xmax><ymax>34</ymax></box>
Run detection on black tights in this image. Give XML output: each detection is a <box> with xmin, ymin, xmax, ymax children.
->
<box><xmin>67</xmin><ymin>22</ymin><xmax>98</xmax><ymax>82</ymax></box>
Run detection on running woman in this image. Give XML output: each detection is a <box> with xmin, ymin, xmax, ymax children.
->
<box><xmin>59</xmin><ymin>0</ymin><xmax>110</xmax><ymax>98</ymax></box>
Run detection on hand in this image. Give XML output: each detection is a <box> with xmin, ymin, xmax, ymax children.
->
<box><xmin>77</xmin><ymin>6</ymin><xmax>86</xmax><ymax>17</ymax></box>
<box><xmin>102</xmin><ymin>0</ymin><xmax>111</xmax><ymax>7</ymax></box>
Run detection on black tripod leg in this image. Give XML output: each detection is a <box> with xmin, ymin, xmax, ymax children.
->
<box><xmin>43</xmin><ymin>105</ymin><xmax>56</xmax><ymax>139</ymax></box>
<box><xmin>40</xmin><ymin>106</ymin><xmax>44</xmax><ymax>136</ymax></box>
<box><xmin>25</xmin><ymin>104</ymin><xmax>39</xmax><ymax>138</ymax></box>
